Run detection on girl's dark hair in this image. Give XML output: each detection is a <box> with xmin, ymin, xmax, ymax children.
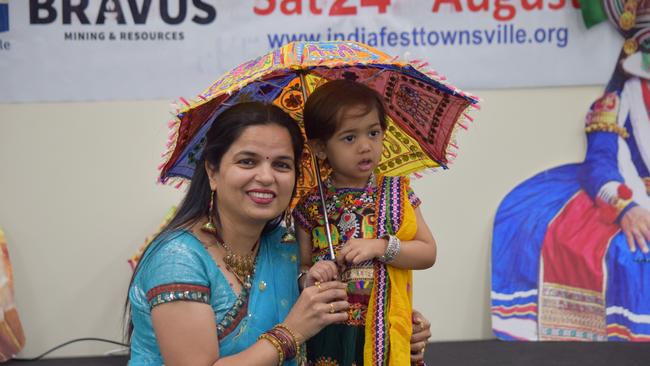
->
<box><xmin>303</xmin><ymin>79</ymin><xmax>387</xmax><ymax>142</ymax></box>
<box><xmin>124</xmin><ymin>101</ymin><xmax>304</xmax><ymax>342</ymax></box>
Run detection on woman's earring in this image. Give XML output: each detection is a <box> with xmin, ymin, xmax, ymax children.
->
<box><xmin>281</xmin><ymin>209</ymin><xmax>296</xmax><ymax>243</ymax></box>
<box><xmin>316</xmin><ymin>151</ymin><xmax>326</xmax><ymax>160</ymax></box>
<box><xmin>201</xmin><ymin>190</ymin><xmax>218</xmax><ymax>235</ymax></box>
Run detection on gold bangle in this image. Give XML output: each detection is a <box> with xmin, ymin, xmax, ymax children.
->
<box><xmin>276</xmin><ymin>323</ymin><xmax>300</xmax><ymax>346</ymax></box>
<box><xmin>259</xmin><ymin>333</ymin><xmax>284</xmax><ymax>366</ymax></box>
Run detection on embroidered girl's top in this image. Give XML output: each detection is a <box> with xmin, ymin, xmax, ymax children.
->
<box><xmin>293</xmin><ymin>175</ymin><xmax>420</xmax><ymax>326</ymax></box>
<box><xmin>128</xmin><ymin>227</ymin><xmax>301</xmax><ymax>366</ymax></box>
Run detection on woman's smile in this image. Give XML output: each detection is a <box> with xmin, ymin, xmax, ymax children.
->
<box><xmin>247</xmin><ymin>189</ymin><xmax>276</xmax><ymax>204</ymax></box>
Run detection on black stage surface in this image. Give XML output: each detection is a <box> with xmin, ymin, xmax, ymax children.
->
<box><xmin>5</xmin><ymin>340</ymin><xmax>650</xmax><ymax>365</ymax></box>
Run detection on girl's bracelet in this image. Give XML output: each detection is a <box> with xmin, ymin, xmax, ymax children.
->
<box><xmin>379</xmin><ymin>235</ymin><xmax>401</xmax><ymax>263</ymax></box>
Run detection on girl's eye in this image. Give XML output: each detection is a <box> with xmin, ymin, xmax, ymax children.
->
<box><xmin>342</xmin><ymin>135</ymin><xmax>355</xmax><ymax>142</ymax></box>
<box><xmin>369</xmin><ymin>130</ymin><xmax>382</xmax><ymax>137</ymax></box>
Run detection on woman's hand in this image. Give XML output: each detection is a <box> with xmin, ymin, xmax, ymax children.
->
<box><xmin>304</xmin><ymin>260</ymin><xmax>338</xmax><ymax>287</ymax></box>
<box><xmin>282</xmin><ymin>280</ymin><xmax>349</xmax><ymax>343</ymax></box>
<box><xmin>620</xmin><ymin>206</ymin><xmax>650</xmax><ymax>253</ymax></box>
<box><xmin>410</xmin><ymin>309</ymin><xmax>431</xmax><ymax>364</ymax></box>
<box><xmin>336</xmin><ymin>238</ymin><xmax>386</xmax><ymax>265</ymax></box>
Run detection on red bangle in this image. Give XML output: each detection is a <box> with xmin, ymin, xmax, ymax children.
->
<box><xmin>266</xmin><ymin>326</ymin><xmax>297</xmax><ymax>360</ymax></box>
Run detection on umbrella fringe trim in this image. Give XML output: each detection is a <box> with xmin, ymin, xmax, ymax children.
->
<box><xmin>441</xmin><ymin>102</ymin><xmax>480</xmax><ymax>167</ymax></box>
<box><xmin>409</xmin><ymin>167</ymin><xmax>443</xmax><ymax>180</ymax></box>
<box><xmin>158</xmin><ymin>100</ymin><xmax>186</xmax><ymax>187</ymax></box>
<box><xmin>407</xmin><ymin>57</ymin><xmax>481</xmax><ymax>106</ymax></box>
<box><xmin>403</xmin><ymin>55</ymin><xmax>481</xmax><ymax>173</ymax></box>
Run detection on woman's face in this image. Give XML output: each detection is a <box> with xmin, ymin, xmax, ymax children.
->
<box><xmin>207</xmin><ymin>124</ymin><xmax>296</xmax><ymax>227</ymax></box>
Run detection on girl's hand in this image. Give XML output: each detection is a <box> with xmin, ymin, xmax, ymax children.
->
<box><xmin>283</xmin><ymin>280</ymin><xmax>349</xmax><ymax>343</ymax></box>
<box><xmin>305</xmin><ymin>260</ymin><xmax>339</xmax><ymax>287</ymax></box>
<box><xmin>620</xmin><ymin>206</ymin><xmax>650</xmax><ymax>253</ymax></box>
<box><xmin>336</xmin><ymin>238</ymin><xmax>387</xmax><ymax>265</ymax></box>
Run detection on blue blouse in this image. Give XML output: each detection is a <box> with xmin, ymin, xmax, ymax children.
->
<box><xmin>128</xmin><ymin>226</ymin><xmax>300</xmax><ymax>365</ymax></box>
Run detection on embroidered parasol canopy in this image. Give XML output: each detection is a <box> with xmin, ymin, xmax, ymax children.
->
<box><xmin>159</xmin><ymin>41</ymin><xmax>479</xmax><ymax>205</ymax></box>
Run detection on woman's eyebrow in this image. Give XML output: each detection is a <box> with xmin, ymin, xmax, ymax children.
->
<box><xmin>233</xmin><ymin>151</ymin><xmax>258</xmax><ymax>158</ymax></box>
<box><xmin>275</xmin><ymin>155</ymin><xmax>294</xmax><ymax>161</ymax></box>
<box><xmin>235</xmin><ymin>150</ymin><xmax>293</xmax><ymax>161</ymax></box>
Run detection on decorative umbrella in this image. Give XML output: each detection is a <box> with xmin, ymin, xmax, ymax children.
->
<box><xmin>158</xmin><ymin>41</ymin><xmax>479</xmax><ymax>257</ymax></box>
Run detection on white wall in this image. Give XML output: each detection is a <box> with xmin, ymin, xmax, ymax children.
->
<box><xmin>0</xmin><ymin>85</ymin><xmax>603</xmax><ymax>357</ymax></box>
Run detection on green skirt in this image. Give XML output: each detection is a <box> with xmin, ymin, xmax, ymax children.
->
<box><xmin>307</xmin><ymin>323</ymin><xmax>365</xmax><ymax>366</ymax></box>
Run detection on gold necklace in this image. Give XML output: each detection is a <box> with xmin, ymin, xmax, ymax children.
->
<box><xmin>201</xmin><ymin>223</ymin><xmax>258</xmax><ymax>285</ymax></box>
<box><xmin>219</xmin><ymin>238</ymin><xmax>258</xmax><ymax>286</ymax></box>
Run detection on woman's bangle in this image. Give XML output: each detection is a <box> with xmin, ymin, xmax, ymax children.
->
<box><xmin>379</xmin><ymin>235</ymin><xmax>401</xmax><ymax>263</ymax></box>
<box><xmin>258</xmin><ymin>333</ymin><xmax>284</xmax><ymax>366</ymax></box>
<box><xmin>260</xmin><ymin>324</ymin><xmax>300</xmax><ymax>362</ymax></box>
<box><xmin>267</xmin><ymin>327</ymin><xmax>296</xmax><ymax>360</ymax></box>
<box><xmin>276</xmin><ymin>323</ymin><xmax>301</xmax><ymax>348</ymax></box>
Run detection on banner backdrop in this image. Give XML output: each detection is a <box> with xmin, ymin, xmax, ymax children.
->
<box><xmin>0</xmin><ymin>0</ymin><xmax>623</xmax><ymax>102</ymax></box>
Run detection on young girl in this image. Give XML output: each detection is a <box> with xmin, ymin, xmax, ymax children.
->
<box><xmin>293</xmin><ymin>79</ymin><xmax>437</xmax><ymax>365</ymax></box>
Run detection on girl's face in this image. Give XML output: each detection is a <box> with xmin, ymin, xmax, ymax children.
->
<box><xmin>318</xmin><ymin>104</ymin><xmax>384</xmax><ymax>188</ymax></box>
<box><xmin>206</xmin><ymin>124</ymin><xmax>296</xmax><ymax>227</ymax></box>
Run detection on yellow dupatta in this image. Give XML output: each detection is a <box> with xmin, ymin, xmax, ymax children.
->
<box><xmin>364</xmin><ymin>176</ymin><xmax>418</xmax><ymax>365</ymax></box>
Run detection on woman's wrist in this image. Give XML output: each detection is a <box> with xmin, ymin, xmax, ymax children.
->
<box><xmin>258</xmin><ymin>333</ymin><xmax>285</xmax><ymax>365</ymax></box>
<box><xmin>258</xmin><ymin>323</ymin><xmax>303</xmax><ymax>364</ymax></box>
<box><xmin>276</xmin><ymin>323</ymin><xmax>302</xmax><ymax>346</ymax></box>
<box><xmin>279</xmin><ymin>320</ymin><xmax>306</xmax><ymax>345</ymax></box>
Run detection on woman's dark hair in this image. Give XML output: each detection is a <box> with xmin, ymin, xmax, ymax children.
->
<box><xmin>124</xmin><ymin>101</ymin><xmax>304</xmax><ymax>342</ymax></box>
<box><xmin>303</xmin><ymin>79</ymin><xmax>387</xmax><ymax>142</ymax></box>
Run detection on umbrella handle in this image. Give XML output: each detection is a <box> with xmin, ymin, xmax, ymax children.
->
<box><xmin>312</xmin><ymin>154</ymin><xmax>336</xmax><ymax>261</ymax></box>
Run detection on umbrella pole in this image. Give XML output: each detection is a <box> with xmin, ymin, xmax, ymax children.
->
<box><xmin>299</xmin><ymin>72</ymin><xmax>335</xmax><ymax>261</ymax></box>
<box><xmin>312</xmin><ymin>156</ymin><xmax>336</xmax><ymax>261</ymax></box>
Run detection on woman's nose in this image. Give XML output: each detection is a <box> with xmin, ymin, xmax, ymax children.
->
<box><xmin>255</xmin><ymin>163</ymin><xmax>274</xmax><ymax>184</ymax></box>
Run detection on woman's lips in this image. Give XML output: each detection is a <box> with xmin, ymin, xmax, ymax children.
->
<box><xmin>247</xmin><ymin>190</ymin><xmax>275</xmax><ymax>204</ymax></box>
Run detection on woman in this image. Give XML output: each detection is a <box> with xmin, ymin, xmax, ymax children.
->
<box><xmin>127</xmin><ymin>102</ymin><xmax>432</xmax><ymax>365</ymax></box>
